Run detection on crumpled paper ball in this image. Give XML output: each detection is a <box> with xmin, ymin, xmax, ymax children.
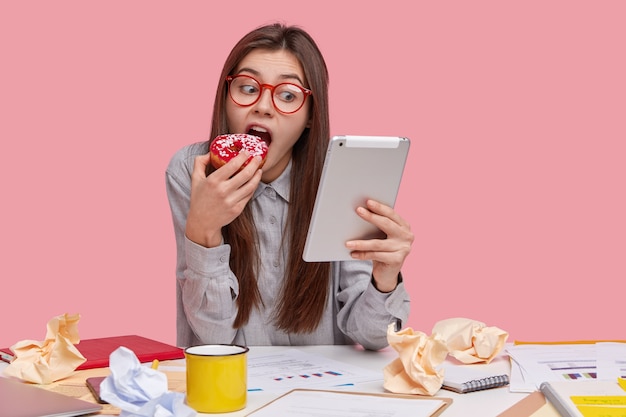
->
<box><xmin>100</xmin><ymin>346</ymin><xmax>194</xmax><ymax>417</ymax></box>
<box><xmin>383</xmin><ymin>323</ymin><xmax>449</xmax><ymax>395</ymax></box>
<box><xmin>433</xmin><ymin>317</ymin><xmax>508</xmax><ymax>364</ymax></box>
<box><xmin>2</xmin><ymin>313</ymin><xmax>86</xmax><ymax>384</ymax></box>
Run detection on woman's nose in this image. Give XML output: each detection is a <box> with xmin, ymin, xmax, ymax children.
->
<box><xmin>253</xmin><ymin>88</ymin><xmax>275</xmax><ymax>115</ymax></box>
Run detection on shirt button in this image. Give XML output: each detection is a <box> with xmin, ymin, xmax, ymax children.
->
<box><xmin>265</xmin><ymin>187</ymin><xmax>276</xmax><ymax>199</ymax></box>
<box><xmin>273</xmin><ymin>260</ymin><xmax>279</xmax><ymax>267</ymax></box>
<box><xmin>219</xmin><ymin>255</ymin><xmax>227</xmax><ymax>263</ymax></box>
<box><xmin>269</xmin><ymin>216</ymin><xmax>277</xmax><ymax>225</ymax></box>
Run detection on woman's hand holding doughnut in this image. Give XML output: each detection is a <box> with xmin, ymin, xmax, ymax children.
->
<box><xmin>185</xmin><ymin>134</ymin><xmax>266</xmax><ymax>248</ymax></box>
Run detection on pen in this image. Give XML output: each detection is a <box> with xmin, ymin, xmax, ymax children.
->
<box><xmin>151</xmin><ymin>359</ymin><xmax>159</xmax><ymax>370</ymax></box>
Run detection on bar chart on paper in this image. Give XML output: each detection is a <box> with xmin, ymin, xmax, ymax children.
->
<box><xmin>562</xmin><ymin>371</ymin><xmax>597</xmax><ymax>380</ymax></box>
<box><xmin>273</xmin><ymin>370</ymin><xmax>344</xmax><ymax>381</ymax></box>
<box><xmin>247</xmin><ymin>349</ymin><xmax>382</xmax><ymax>393</ymax></box>
<box><xmin>546</xmin><ymin>360</ymin><xmax>597</xmax><ymax>380</ymax></box>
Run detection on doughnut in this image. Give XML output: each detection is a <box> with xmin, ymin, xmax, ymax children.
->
<box><xmin>209</xmin><ymin>133</ymin><xmax>268</xmax><ymax>170</ymax></box>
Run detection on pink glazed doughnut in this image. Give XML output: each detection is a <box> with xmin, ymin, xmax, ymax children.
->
<box><xmin>209</xmin><ymin>133</ymin><xmax>268</xmax><ymax>170</ymax></box>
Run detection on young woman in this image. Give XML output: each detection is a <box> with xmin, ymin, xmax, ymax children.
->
<box><xmin>166</xmin><ymin>23</ymin><xmax>413</xmax><ymax>350</ymax></box>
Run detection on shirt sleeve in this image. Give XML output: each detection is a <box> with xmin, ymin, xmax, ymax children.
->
<box><xmin>180</xmin><ymin>238</ymin><xmax>239</xmax><ymax>344</ymax></box>
<box><xmin>165</xmin><ymin>143</ymin><xmax>240</xmax><ymax>347</ymax></box>
<box><xmin>334</xmin><ymin>261</ymin><xmax>410</xmax><ymax>351</ymax></box>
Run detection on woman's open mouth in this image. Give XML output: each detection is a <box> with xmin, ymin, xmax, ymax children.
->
<box><xmin>247</xmin><ymin>127</ymin><xmax>272</xmax><ymax>147</ymax></box>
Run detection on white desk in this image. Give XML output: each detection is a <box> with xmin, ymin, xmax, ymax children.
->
<box><xmin>0</xmin><ymin>345</ymin><xmax>529</xmax><ymax>416</ymax></box>
<box><xmin>205</xmin><ymin>345</ymin><xmax>528</xmax><ymax>416</ymax></box>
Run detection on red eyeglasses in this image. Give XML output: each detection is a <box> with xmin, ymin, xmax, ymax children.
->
<box><xmin>226</xmin><ymin>74</ymin><xmax>312</xmax><ymax>114</ymax></box>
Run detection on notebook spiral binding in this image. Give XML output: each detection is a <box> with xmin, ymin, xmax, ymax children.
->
<box><xmin>460</xmin><ymin>374</ymin><xmax>510</xmax><ymax>393</ymax></box>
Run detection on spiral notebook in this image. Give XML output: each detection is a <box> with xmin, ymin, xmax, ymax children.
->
<box><xmin>440</xmin><ymin>361</ymin><xmax>510</xmax><ymax>394</ymax></box>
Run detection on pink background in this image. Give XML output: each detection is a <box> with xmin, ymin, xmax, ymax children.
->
<box><xmin>1</xmin><ymin>1</ymin><xmax>624</xmax><ymax>348</ymax></box>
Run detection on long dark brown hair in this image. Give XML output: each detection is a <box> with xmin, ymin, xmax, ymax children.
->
<box><xmin>207</xmin><ymin>23</ymin><xmax>331</xmax><ymax>333</ymax></box>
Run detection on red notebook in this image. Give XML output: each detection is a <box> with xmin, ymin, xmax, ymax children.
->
<box><xmin>0</xmin><ymin>335</ymin><xmax>184</xmax><ymax>370</ymax></box>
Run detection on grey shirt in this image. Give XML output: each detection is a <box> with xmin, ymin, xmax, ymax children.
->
<box><xmin>165</xmin><ymin>141</ymin><xmax>410</xmax><ymax>350</ymax></box>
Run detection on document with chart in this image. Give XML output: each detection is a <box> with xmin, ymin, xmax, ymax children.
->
<box><xmin>506</xmin><ymin>342</ymin><xmax>626</xmax><ymax>392</ymax></box>
<box><xmin>246</xmin><ymin>349</ymin><xmax>383</xmax><ymax>393</ymax></box>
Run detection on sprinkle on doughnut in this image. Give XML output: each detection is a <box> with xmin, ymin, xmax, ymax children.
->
<box><xmin>209</xmin><ymin>133</ymin><xmax>269</xmax><ymax>170</ymax></box>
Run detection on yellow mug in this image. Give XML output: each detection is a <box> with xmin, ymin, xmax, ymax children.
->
<box><xmin>185</xmin><ymin>344</ymin><xmax>249</xmax><ymax>413</ymax></box>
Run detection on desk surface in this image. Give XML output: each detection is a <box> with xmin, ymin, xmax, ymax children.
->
<box><xmin>234</xmin><ymin>345</ymin><xmax>528</xmax><ymax>417</ymax></box>
<box><xmin>0</xmin><ymin>344</ymin><xmax>529</xmax><ymax>416</ymax></box>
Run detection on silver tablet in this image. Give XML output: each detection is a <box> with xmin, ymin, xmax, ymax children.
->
<box><xmin>303</xmin><ymin>135</ymin><xmax>410</xmax><ymax>262</ymax></box>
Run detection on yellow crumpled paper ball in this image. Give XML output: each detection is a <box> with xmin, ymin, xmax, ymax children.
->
<box><xmin>383</xmin><ymin>323</ymin><xmax>449</xmax><ymax>395</ymax></box>
<box><xmin>433</xmin><ymin>317</ymin><xmax>509</xmax><ymax>364</ymax></box>
<box><xmin>2</xmin><ymin>313</ymin><xmax>86</xmax><ymax>384</ymax></box>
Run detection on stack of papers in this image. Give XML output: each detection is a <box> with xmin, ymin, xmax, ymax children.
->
<box><xmin>506</xmin><ymin>342</ymin><xmax>626</xmax><ymax>392</ymax></box>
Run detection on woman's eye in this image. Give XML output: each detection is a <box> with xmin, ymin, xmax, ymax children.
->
<box><xmin>277</xmin><ymin>91</ymin><xmax>296</xmax><ymax>102</ymax></box>
<box><xmin>241</xmin><ymin>85</ymin><xmax>258</xmax><ymax>95</ymax></box>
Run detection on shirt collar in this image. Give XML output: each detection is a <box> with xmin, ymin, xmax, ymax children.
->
<box><xmin>253</xmin><ymin>159</ymin><xmax>291</xmax><ymax>202</ymax></box>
